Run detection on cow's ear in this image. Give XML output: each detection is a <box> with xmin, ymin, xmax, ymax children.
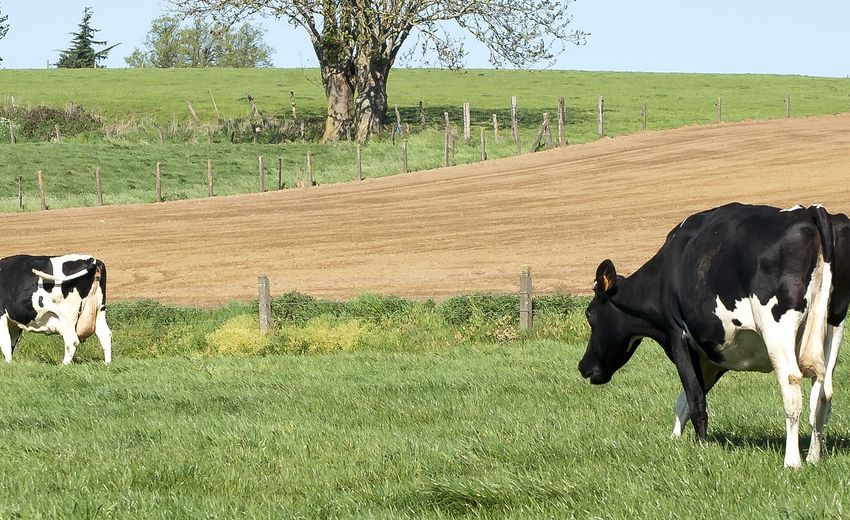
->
<box><xmin>595</xmin><ymin>259</ymin><xmax>618</xmax><ymax>297</ymax></box>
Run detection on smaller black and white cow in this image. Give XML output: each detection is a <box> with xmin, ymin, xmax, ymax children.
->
<box><xmin>0</xmin><ymin>254</ymin><xmax>112</xmax><ymax>365</ymax></box>
<box><xmin>578</xmin><ymin>203</ymin><xmax>850</xmax><ymax>467</ymax></box>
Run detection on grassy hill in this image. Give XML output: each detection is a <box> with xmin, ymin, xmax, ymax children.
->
<box><xmin>1</xmin><ymin>68</ymin><xmax>848</xmax><ymax>211</ymax></box>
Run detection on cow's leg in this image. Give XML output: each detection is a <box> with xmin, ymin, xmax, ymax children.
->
<box><xmin>672</xmin><ymin>360</ymin><xmax>726</xmax><ymax>437</ymax></box>
<box><xmin>807</xmin><ymin>320</ymin><xmax>843</xmax><ymax>463</ymax></box>
<box><xmin>58</xmin><ymin>319</ymin><xmax>80</xmax><ymax>366</ymax></box>
<box><xmin>669</xmin><ymin>333</ymin><xmax>708</xmax><ymax>442</ymax></box>
<box><xmin>0</xmin><ymin>314</ymin><xmax>14</xmax><ymax>363</ymax></box>
<box><xmin>95</xmin><ymin>309</ymin><xmax>112</xmax><ymax>365</ymax></box>
<box><xmin>764</xmin><ymin>328</ymin><xmax>804</xmax><ymax>468</ymax></box>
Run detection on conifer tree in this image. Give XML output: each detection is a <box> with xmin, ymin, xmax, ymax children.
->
<box><xmin>0</xmin><ymin>4</ymin><xmax>9</xmax><ymax>66</ymax></box>
<box><xmin>57</xmin><ymin>7</ymin><xmax>119</xmax><ymax>68</ymax></box>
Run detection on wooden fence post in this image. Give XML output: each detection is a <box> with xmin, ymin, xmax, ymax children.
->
<box><xmin>54</xmin><ymin>125</ymin><xmax>61</xmax><ymax>143</ymax></box>
<box><xmin>716</xmin><ymin>96</ymin><xmax>722</xmax><ymax>123</ymax></box>
<box><xmin>511</xmin><ymin>96</ymin><xmax>520</xmax><ymax>154</ymax></box>
<box><xmin>492</xmin><ymin>114</ymin><xmax>499</xmax><ymax>143</ymax></box>
<box><xmin>306</xmin><ymin>149</ymin><xmax>314</xmax><ymax>187</ymax></box>
<box><xmin>95</xmin><ymin>167</ymin><xmax>103</xmax><ymax>206</ymax></box>
<box><xmin>258</xmin><ymin>155</ymin><xmax>265</xmax><ymax>192</ymax></box>
<box><xmin>155</xmin><ymin>162</ymin><xmax>162</xmax><ymax>202</ymax></box>
<box><xmin>8</xmin><ymin>122</ymin><xmax>14</xmax><ymax>144</ymax></box>
<box><xmin>258</xmin><ymin>275</ymin><xmax>271</xmax><ymax>334</ymax></box>
<box><xmin>443</xmin><ymin>112</ymin><xmax>451</xmax><ymax>167</ymax></box>
<box><xmin>463</xmin><ymin>102</ymin><xmax>471</xmax><ymax>141</ymax></box>
<box><xmin>356</xmin><ymin>143</ymin><xmax>363</xmax><ymax>180</ymax></box>
<box><xmin>207</xmin><ymin>159</ymin><xmax>214</xmax><ymax>196</ymax></box>
<box><xmin>785</xmin><ymin>93</ymin><xmax>791</xmax><ymax>118</ymax></box>
<box><xmin>37</xmin><ymin>170</ymin><xmax>47</xmax><ymax>210</ymax></box>
<box><xmin>290</xmin><ymin>91</ymin><xmax>298</xmax><ymax>119</ymax></box>
<box><xmin>17</xmin><ymin>176</ymin><xmax>23</xmax><ymax>210</ymax></box>
<box><xmin>520</xmin><ymin>268</ymin><xmax>533</xmax><ymax>331</ymax></box>
<box><xmin>641</xmin><ymin>103</ymin><xmax>647</xmax><ymax>131</ymax></box>
<box><xmin>277</xmin><ymin>157</ymin><xmax>283</xmax><ymax>189</ymax></box>
<box><xmin>208</xmin><ymin>89</ymin><xmax>221</xmax><ymax>120</ymax></box>
<box><xmin>187</xmin><ymin>101</ymin><xmax>199</xmax><ymax>123</ymax></box>
<box><xmin>557</xmin><ymin>96</ymin><xmax>566</xmax><ymax>146</ymax></box>
<box><xmin>419</xmin><ymin>100</ymin><xmax>426</xmax><ymax>129</ymax></box>
<box><xmin>480</xmin><ymin>127</ymin><xmax>487</xmax><ymax>161</ymax></box>
<box><xmin>402</xmin><ymin>138</ymin><xmax>409</xmax><ymax>173</ymax></box>
<box><xmin>597</xmin><ymin>96</ymin><xmax>605</xmax><ymax>137</ymax></box>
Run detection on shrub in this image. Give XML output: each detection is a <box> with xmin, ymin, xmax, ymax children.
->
<box><xmin>344</xmin><ymin>293</ymin><xmax>415</xmax><ymax>322</ymax></box>
<box><xmin>271</xmin><ymin>292</ymin><xmax>344</xmax><ymax>326</ymax></box>
<box><xmin>206</xmin><ymin>315</ymin><xmax>269</xmax><ymax>356</ymax></box>
<box><xmin>275</xmin><ymin>315</ymin><xmax>369</xmax><ymax>354</ymax></box>
<box><xmin>0</xmin><ymin>103</ymin><xmax>102</xmax><ymax>141</ymax></box>
<box><xmin>437</xmin><ymin>294</ymin><xmax>519</xmax><ymax>326</ymax></box>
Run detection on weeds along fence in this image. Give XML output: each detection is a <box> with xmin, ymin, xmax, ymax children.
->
<box><xmin>256</xmin><ymin>269</ymin><xmax>539</xmax><ymax>335</ymax></box>
<box><xmin>7</xmin><ymin>92</ymin><xmax>802</xmax><ymax>211</ymax></box>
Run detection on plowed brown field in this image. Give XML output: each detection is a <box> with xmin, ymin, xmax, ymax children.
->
<box><xmin>3</xmin><ymin>114</ymin><xmax>850</xmax><ymax>307</ymax></box>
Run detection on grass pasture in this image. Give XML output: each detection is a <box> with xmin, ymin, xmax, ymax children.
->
<box><xmin>2</xmin><ymin>342</ymin><xmax>850</xmax><ymax>518</ymax></box>
<box><xmin>1</xmin><ymin>294</ymin><xmax>850</xmax><ymax>517</ymax></box>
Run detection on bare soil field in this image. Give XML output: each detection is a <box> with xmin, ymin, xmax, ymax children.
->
<box><xmin>2</xmin><ymin>114</ymin><xmax>850</xmax><ymax>307</ymax></box>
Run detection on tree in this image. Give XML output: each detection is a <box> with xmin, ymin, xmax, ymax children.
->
<box><xmin>0</xmin><ymin>4</ymin><xmax>9</xmax><ymax>66</ymax></box>
<box><xmin>125</xmin><ymin>15</ymin><xmax>273</xmax><ymax>68</ymax></box>
<box><xmin>57</xmin><ymin>7</ymin><xmax>119</xmax><ymax>68</ymax></box>
<box><xmin>170</xmin><ymin>0</ymin><xmax>586</xmax><ymax>143</ymax></box>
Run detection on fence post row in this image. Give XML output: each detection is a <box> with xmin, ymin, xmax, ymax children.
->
<box><xmin>519</xmin><ymin>269</ymin><xmax>533</xmax><ymax>331</ymax></box>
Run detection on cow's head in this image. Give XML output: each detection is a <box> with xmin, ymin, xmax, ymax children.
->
<box><xmin>577</xmin><ymin>259</ymin><xmax>643</xmax><ymax>384</ymax></box>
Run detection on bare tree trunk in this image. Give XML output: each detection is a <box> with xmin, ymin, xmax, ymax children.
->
<box><xmin>322</xmin><ymin>67</ymin><xmax>355</xmax><ymax>143</ymax></box>
<box><xmin>355</xmin><ymin>56</ymin><xmax>391</xmax><ymax>142</ymax></box>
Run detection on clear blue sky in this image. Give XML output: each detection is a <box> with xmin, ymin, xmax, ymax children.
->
<box><xmin>1</xmin><ymin>1</ymin><xmax>848</xmax><ymax>77</ymax></box>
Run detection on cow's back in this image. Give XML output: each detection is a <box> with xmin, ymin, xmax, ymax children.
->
<box><xmin>660</xmin><ymin>204</ymin><xmax>823</xmax><ymax>355</ymax></box>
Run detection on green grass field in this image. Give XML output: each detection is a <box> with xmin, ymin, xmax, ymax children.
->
<box><xmin>0</xmin><ymin>294</ymin><xmax>847</xmax><ymax>517</ymax></box>
<box><xmin>1</xmin><ymin>69</ymin><xmax>849</xmax><ymax>211</ymax></box>
<box><xmin>2</xmin><ymin>341</ymin><xmax>850</xmax><ymax>518</ymax></box>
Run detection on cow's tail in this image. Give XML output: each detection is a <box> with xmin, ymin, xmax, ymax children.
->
<box><xmin>798</xmin><ymin>205</ymin><xmax>835</xmax><ymax>381</ymax></box>
<box><xmin>32</xmin><ymin>257</ymin><xmax>97</xmax><ymax>283</ymax></box>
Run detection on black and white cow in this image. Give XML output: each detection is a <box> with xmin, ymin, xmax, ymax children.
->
<box><xmin>0</xmin><ymin>254</ymin><xmax>112</xmax><ymax>365</ymax></box>
<box><xmin>578</xmin><ymin>203</ymin><xmax>850</xmax><ymax>467</ymax></box>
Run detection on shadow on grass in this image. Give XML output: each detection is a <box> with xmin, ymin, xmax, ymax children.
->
<box><xmin>709</xmin><ymin>431</ymin><xmax>850</xmax><ymax>456</ymax></box>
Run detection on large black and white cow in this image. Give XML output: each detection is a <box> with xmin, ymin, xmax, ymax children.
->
<box><xmin>578</xmin><ymin>203</ymin><xmax>850</xmax><ymax>467</ymax></box>
<box><xmin>0</xmin><ymin>254</ymin><xmax>112</xmax><ymax>365</ymax></box>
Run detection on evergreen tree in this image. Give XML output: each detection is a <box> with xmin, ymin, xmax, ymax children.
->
<box><xmin>0</xmin><ymin>4</ymin><xmax>9</xmax><ymax>66</ymax></box>
<box><xmin>57</xmin><ymin>7</ymin><xmax>119</xmax><ymax>68</ymax></box>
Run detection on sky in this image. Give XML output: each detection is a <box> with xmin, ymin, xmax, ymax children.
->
<box><xmin>0</xmin><ymin>1</ymin><xmax>849</xmax><ymax>77</ymax></box>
